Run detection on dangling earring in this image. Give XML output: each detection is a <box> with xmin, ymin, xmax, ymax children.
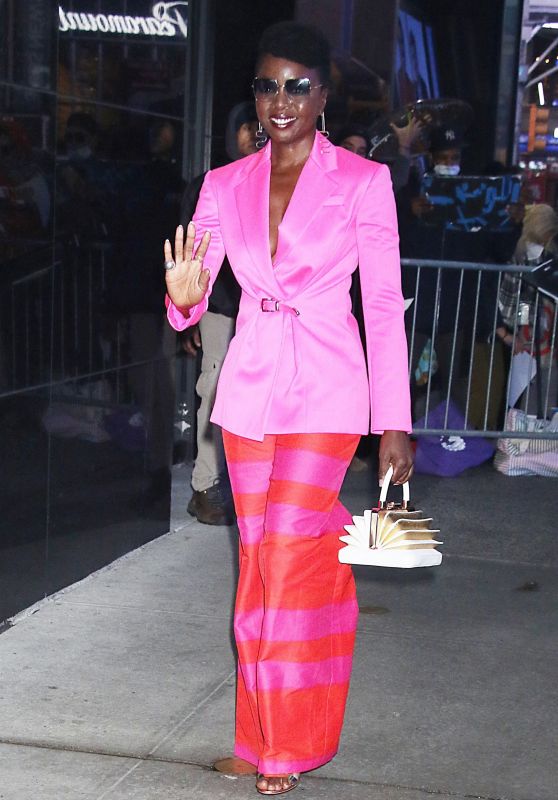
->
<box><xmin>319</xmin><ymin>112</ymin><xmax>329</xmax><ymax>138</ymax></box>
<box><xmin>256</xmin><ymin>121</ymin><xmax>267</xmax><ymax>149</ymax></box>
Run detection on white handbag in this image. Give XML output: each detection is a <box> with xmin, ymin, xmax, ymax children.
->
<box><xmin>338</xmin><ymin>466</ymin><xmax>443</xmax><ymax>568</ymax></box>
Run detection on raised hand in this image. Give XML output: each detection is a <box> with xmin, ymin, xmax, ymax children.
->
<box><xmin>390</xmin><ymin>116</ymin><xmax>426</xmax><ymax>156</ymax></box>
<box><xmin>164</xmin><ymin>222</ymin><xmax>211</xmax><ymax>313</ymax></box>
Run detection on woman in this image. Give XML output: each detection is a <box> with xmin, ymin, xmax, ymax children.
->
<box><xmin>164</xmin><ymin>22</ymin><xmax>413</xmax><ymax>796</ymax></box>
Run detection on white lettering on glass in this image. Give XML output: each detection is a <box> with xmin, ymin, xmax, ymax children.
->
<box><xmin>152</xmin><ymin>2</ymin><xmax>188</xmax><ymax>38</ymax></box>
<box><xmin>58</xmin><ymin>2</ymin><xmax>188</xmax><ymax>38</ymax></box>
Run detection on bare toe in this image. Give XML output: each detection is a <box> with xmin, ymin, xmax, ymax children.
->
<box><xmin>256</xmin><ymin>773</ymin><xmax>300</xmax><ymax>795</ymax></box>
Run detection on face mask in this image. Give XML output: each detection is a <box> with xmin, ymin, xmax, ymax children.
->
<box><xmin>67</xmin><ymin>145</ymin><xmax>92</xmax><ymax>160</ymax></box>
<box><xmin>525</xmin><ymin>242</ymin><xmax>544</xmax><ymax>261</ymax></box>
<box><xmin>434</xmin><ymin>164</ymin><xmax>461</xmax><ymax>177</ymax></box>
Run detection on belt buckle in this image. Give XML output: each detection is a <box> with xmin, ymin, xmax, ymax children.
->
<box><xmin>261</xmin><ymin>298</ymin><xmax>279</xmax><ymax>312</ymax></box>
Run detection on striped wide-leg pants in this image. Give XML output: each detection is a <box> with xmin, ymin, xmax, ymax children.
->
<box><xmin>222</xmin><ymin>430</ymin><xmax>360</xmax><ymax>775</ymax></box>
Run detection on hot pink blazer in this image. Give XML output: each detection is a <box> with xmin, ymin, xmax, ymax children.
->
<box><xmin>167</xmin><ymin>132</ymin><xmax>412</xmax><ymax>441</ymax></box>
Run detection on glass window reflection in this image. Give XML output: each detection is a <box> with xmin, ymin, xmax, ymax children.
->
<box><xmin>0</xmin><ymin>0</ymin><xmax>196</xmax><ymax>624</ymax></box>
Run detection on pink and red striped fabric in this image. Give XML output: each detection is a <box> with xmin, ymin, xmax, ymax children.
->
<box><xmin>223</xmin><ymin>430</ymin><xmax>360</xmax><ymax>775</ymax></box>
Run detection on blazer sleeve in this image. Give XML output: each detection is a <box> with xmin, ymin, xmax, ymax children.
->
<box><xmin>356</xmin><ymin>163</ymin><xmax>412</xmax><ymax>434</ymax></box>
<box><xmin>166</xmin><ymin>170</ymin><xmax>226</xmax><ymax>330</ymax></box>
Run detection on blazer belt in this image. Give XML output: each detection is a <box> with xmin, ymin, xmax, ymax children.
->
<box><xmin>261</xmin><ymin>298</ymin><xmax>300</xmax><ymax>316</ymax></box>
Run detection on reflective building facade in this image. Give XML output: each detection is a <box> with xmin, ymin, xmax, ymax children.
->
<box><xmin>0</xmin><ymin>0</ymin><xmax>209</xmax><ymax>624</ymax></box>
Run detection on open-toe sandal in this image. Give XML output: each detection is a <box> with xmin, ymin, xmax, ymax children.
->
<box><xmin>256</xmin><ymin>773</ymin><xmax>300</xmax><ymax>795</ymax></box>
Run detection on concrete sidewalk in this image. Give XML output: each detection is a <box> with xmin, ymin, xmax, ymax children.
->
<box><xmin>0</xmin><ymin>462</ymin><xmax>556</xmax><ymax>800</ymax></box>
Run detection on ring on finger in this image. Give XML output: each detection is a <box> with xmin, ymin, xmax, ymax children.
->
<box><xmin>164</xmin><ymin>259</ymin><xmax>176</xmax><ymax>271</ymax></box>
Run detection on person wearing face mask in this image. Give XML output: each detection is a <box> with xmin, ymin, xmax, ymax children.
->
<box><xmin>430</xmin><ymin>138</ymin><xmax>462</xmax><ymax>177</ymax></box>
<box><xmin>407</xmin><ymin>126</ymin><xmax>464</xmax><ymax>219</ymax></box>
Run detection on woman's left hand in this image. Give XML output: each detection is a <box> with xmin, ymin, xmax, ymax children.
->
<box><xmin>379</xmin><ymin>430</ymin><xmax>414</xmax><ymax>485</ymax></box>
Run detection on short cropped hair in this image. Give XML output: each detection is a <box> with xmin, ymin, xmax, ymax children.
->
<box><xmin>334</xmin><ymin>124</ymin><xmax>371</xmax><ymax>151</ymax></box>
<box><xmin>256</xmin><ymin>21</ymin><xmax>331</xmax><ymax>86</ymax></box>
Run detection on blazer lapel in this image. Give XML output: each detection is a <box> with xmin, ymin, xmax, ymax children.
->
<box><xmin>233</xmin><ymin>133</ymin><xmax>339</xmax><ymax>295</ymax></box>
<box><xmin>234</xmin><ymin>143</ymin><xmax>279</xmax><ymax>284</ymax></box>
<box><xmin>272</xmin><ymin>133</ymin><xmax>339</xmax><ymax>269</ymax></box>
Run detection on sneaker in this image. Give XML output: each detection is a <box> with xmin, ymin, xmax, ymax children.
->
<box><xmin>187</xmin><ymin>481</ymin><xmax>235</xmax><ymax>526</ymax></box>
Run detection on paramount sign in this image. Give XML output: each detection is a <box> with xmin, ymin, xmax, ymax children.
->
<box><xmin>58</xmin><ymin>2</ymin><xmax>188</xmax><ymax>38</ymax></box>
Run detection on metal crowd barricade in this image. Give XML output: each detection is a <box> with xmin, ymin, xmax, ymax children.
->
<box><xmin>402</xmin><ymin>257</ymin><xmax>558</xmax><ymax>441</ymax></box>
<box><xmin>2</xmin><ymin>237</ymin><xmax>195</xmax><ymax>452</ymax></box>
<box><xmin>4</xmin><ymin>240</ymin><xmax>122</xmax><ymax>400</ymax></box>
<box><xmin>6</xmin><ymin>245</ymin><xmax>556</xmax><ymax>447</ymax></box>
